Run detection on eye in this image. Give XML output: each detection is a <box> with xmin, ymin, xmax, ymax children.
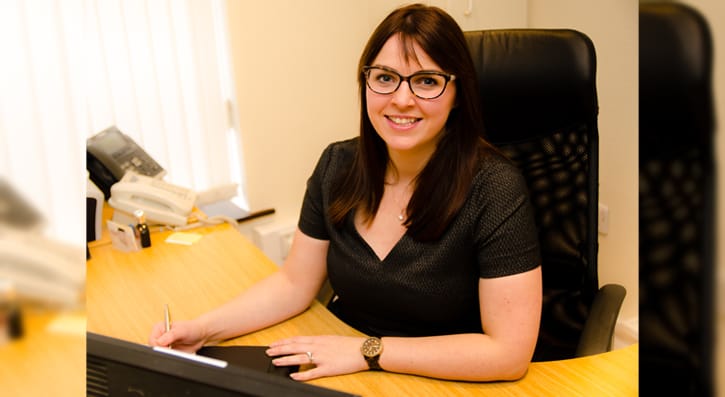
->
<box><xmin>412</xmin><ymin>74</ymin><xmax>442</xmax><ymax>87</ymax></box>
<box><xmin>374</xmin><ymin>71</ymin><xmax>398</xmax><ymax>85</ymax></box>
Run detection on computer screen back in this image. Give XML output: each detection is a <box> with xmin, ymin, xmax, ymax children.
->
<box><xmin>87</xmin><ymin>332</ymin><xmax>359</xmax><ymax>397</ymax></box>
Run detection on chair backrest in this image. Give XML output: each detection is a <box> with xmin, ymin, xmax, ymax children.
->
<box><xmin>639</xmin><ymin>3</ymin><xmax>715</xmax><ymax>395</ymax></box>
<box><xmin>465</xmin><ymin>29</ymin><xmax>599</xmax><ymax>361</ymax></box>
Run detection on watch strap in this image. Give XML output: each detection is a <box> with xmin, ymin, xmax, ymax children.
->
<box><xmin>365</xmin><ymin>354</ymin><xmax>383</xmax><ymax>371</ymax></box>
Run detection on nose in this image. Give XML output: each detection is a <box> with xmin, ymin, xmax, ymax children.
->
<box><xmin>390</xmin><ymin>80</ymin><xmax>416</xmax><ymax>107</ymax></box>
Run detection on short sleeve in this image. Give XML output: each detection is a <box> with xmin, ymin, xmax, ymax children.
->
<box><xmin>472</xmin><ymin>159</ymin><xmax>541</xmax><ymax>278</ymax></box>
<box><xmin>297</xmin><ymin>144</ymin><xmax>335</xmax><ymax>240</ymax></box>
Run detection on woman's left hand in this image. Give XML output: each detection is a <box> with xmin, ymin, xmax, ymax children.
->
<box><xmin>266</xmin><ymin>335</ymin><xmax>369</xmax><ymax>381</ymax></box>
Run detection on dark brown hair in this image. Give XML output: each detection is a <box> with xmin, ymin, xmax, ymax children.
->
<box><xmin>329</xmin><ymin>3</ymin><xmax>492</xmax><ymax>241</ymax></box>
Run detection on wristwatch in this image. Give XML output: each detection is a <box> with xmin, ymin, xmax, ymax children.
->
<box><xmin>361</xmin><ymin>336</ymin><xmax>384</xmax><ymax>371</ymax></box>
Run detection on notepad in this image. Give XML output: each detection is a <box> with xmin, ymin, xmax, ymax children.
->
<box><xmin>46</xmin><ymin>312</ymin><xmax>86</xmax><ymax>336</ymax></box>
<box><xmin>165</xmin><ymin>232</ymin><xmax>203</xmax><ymax>245</ymax></box>
<box><xmin>197</xmin><ymin>345</ymin><xmax>298</xmax><ymax>377</ymax></box>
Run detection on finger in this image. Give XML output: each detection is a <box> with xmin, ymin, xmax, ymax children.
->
<box><xmin>269</xmin><ymin>335</ymin><xmax>319</xmax><ymax>347</ymax></box>
<box><xmin>156</xmin><ymin>327</ymin><xmax>178</xmax><ymax>347</ymax></box>
<box><xmin>272</xmin><ymin>352</ymin><xmax>315</xmax><ymax>367</ymax></box>
<box><xmin>148</xmin><ymin>322</ymin><xmax>167</xmax><ymax>345</ymax></box>
<box><xmin>266</xmin><ymin>342</ymin><xmax>311</xmax><ymax>357</ymax></box>
<box><xmin>290</xmin><ymin>367</ymin><xmax>323</xmax><ymax>382</ymax></box>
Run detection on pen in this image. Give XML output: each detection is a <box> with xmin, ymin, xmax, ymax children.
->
<box><xmin>164</xmin><ymin>303</ymin><xmax>171</xmax><ymax>333</ymax></box>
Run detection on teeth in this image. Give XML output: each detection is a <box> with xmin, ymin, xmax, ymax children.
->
<box><xmin>388</xmin><ymin>116</ymin><xmax>418</xmax><ymax>125</ymax></box>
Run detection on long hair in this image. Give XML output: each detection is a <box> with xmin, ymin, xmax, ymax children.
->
<box><xmin>329</xmin><ymin>3</ymin><xmax>492</xmax><ymax>241</ymax></box>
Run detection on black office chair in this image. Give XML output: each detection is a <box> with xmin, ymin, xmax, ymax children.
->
<box><xmin>639</xmin><ymin>3</ymin><xmax>715</xmax><ymax>395</ymax></box>
<box><xmin>464</xmin><ymin>29</ymin><xmax>626</xmax><ymax>361</ymax></box>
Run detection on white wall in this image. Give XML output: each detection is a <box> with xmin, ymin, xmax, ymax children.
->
<box><xmin>226</xmin><ymin>1</ymin><xmax>366</xmax><ymax>228</ymax></box>
<box><xmin>226</xmin><ymin>0</ymin><xmax>639</xmax><ymax>333</ymax></box>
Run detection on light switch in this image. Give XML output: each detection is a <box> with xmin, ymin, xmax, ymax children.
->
<box><xmin>598</xmin><ymin>202</ymin><xmax>609</xmax><ymax>235</ymax></box>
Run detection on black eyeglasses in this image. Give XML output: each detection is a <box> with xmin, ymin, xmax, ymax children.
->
<box><xmin>362</xmin><ymin>66</ymin><xmax>456</xmax><ymax>99</ymax></box>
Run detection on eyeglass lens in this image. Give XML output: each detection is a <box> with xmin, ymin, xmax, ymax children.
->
<box><xmin>365</xmin><ymin>67</ymin><xmax>452</xmax><ymax>99</ymax></box>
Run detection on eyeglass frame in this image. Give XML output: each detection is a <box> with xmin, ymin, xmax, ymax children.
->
<box><xmin>362</xmin><ymin>65</ymin><xmax>456</xmax><ymax>100</ymax></box>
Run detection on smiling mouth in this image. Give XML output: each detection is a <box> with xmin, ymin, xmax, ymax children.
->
<box><xmin>386</xmin><ymin>116</ymin><xmax>421</xmax><ymax>126</ymax></box>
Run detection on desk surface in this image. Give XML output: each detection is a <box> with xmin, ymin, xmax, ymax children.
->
<box><xmin>87</xmin><ymin>223</ymin><xmax>638</xmax><ymax>397</ymax></box>
<box><xmin>0</xmin><ymin>307</ymin><xmax>85</xmax><ymax>396</ymax></box>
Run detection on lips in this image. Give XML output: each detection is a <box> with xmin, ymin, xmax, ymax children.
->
<box><xmin>386</xmin><ymin>115</ymin><xmax>421</xmax><ymax>126</ymax></box>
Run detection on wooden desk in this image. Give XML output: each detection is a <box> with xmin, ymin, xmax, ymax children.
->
<box><xmin>0</xmin><ymin>307</ymin><xmax>85</xmax><ymax>396</ymax></box>
<box><xmin>87</xmin><ymin>223</ymin><xmax>638</xmax><ymax>396</ymax></box>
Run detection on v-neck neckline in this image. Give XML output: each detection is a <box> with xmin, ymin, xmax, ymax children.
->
<box><xmin>349</xmin><ymin>211</ymin><xmax>407</xmax><ymax>263</ymax></box>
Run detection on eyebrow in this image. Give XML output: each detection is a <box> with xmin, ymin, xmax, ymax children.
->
<box><xmin>369</xmin><ymin>64</ymin><xmax>447</xmax><ymax>75</ymax></box>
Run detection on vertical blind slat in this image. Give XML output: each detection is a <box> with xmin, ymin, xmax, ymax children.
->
<box><xmin>0</xmin><ymin>0</ymin><xmax>244</xmax><ymax>244</ymax></box>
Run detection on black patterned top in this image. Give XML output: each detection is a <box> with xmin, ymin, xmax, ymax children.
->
<box><xmin>298</xmin><ymin>138</ymin><xmax>540</xmax><ymax>337</ymax></box>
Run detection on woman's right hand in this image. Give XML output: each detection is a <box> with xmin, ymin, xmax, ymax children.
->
<box><xmin>148</xmin><ymin>319</ymin><xmax>207</xmax><ymax>353</ymax></box>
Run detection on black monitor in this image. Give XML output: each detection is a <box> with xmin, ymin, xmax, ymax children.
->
<box><xmin>87</xmin><ymin>332</ymin><xmax>360</xmax><ymax>397</ymax></box>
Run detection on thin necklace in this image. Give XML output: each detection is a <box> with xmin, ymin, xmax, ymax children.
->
<box><xmin>395</xmin><ymin>203</ymin><xmax>405</xmax><ymax>222</ymax></box>
<box><xmin>389</xmin><ymin>181</ymin><xmax>413</xmax><ymax>222</ymax></box>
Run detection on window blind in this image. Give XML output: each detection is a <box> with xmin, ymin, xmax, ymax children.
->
<box><xmin>0</xmin><ymin>0</ymin><xmax>245</xmax><ymax>244</ymax></box>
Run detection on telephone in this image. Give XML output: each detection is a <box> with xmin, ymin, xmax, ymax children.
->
<box><xmin>87</xmin><ymin>126</ymin><xmax>166</xmax><ymax>199</ymax></box>
<box><xmin>0</xmin><ymin>229</ymin><xmax>85</xmax><ymax>307</ymax></box>
<box><xmin>108</xmin><ymin>171</ymin><xmax>197</xmax><ymax>227</ymax></box>
<box><xmin>0</xmin><ymin>182</ymin><xmax>84</xmax><ymax>307</ymax></box>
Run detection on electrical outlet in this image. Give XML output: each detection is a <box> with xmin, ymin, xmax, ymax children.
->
<box><xmin>598</xmin><ymin>202</ymin><xmax>609</xmax><ymax>235</ymax></box>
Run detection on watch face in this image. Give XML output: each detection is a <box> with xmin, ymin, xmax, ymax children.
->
<box><xmin>361</xmin><ymin>337</ymin><xmax>383</xmax><ymax>357</ymax></box>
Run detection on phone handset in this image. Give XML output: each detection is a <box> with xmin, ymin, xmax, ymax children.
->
<box><xmin>108</xmin><ymin>172</ymin><xmax>197</xmax><ymax>226</ymax></box>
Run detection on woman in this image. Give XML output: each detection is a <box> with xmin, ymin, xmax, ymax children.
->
<box><xmin>149</xmin><ymin>4</ymin><xmax>541</xmax><ymax>382</ymax></box>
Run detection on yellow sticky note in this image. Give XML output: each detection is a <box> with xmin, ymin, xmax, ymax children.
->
<box><xmin>47</xmin><ymin>313</ymin><xmax>87</xmax><ymax>336</ymax></box>
<box><xmin>165</xmin><ymin>232</ymin><xmax>203</xmax><ymax>245</ymax></box>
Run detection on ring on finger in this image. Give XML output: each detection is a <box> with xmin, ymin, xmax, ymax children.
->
<box><xmin>306</xmin><ymin>351</ymin><xmax>314</xmax><ymax>364</ymax></box>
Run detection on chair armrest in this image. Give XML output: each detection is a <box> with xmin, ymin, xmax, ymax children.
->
<box><xmin>575</xmin><ymin>283</ymin><xmax>626</xmax><ymax>357</ymax></box>
<box><xmin>316</xmin><ymin>278</ymin><xmax>335</xmax><ymax>306</ymax></box>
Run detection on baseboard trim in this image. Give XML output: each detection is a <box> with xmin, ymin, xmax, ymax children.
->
<box><xmin>613</xmin><ymin>316</ymin><xmax>638</xmax><ymax>349</ymax></box>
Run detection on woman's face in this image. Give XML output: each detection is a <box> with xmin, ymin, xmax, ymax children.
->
<box><xmin>365</xmin><ymin>35</ymin><xmax>456</xmax><ymax>160</ymax></box>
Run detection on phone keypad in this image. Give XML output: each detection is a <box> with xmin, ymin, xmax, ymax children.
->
<box><xmin>120</xmin><ymin>155</ymin><xmax>164</xmax><ymax>178</ymax></box>
<box><xmin>150</xmin><ymin>179</ymin><xmax>195</xmax><ymax>200</ymax></box>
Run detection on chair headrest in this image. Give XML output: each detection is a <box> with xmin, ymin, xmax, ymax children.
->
<box><xmin>639</xmin><ymin>3</ymin><xmax>714</xmax><ymax>153</ymax></box>
<box><xmin>464</xmin><ymin>29</ymin><xmax>598</xmax><ymax>144</ymax></box>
